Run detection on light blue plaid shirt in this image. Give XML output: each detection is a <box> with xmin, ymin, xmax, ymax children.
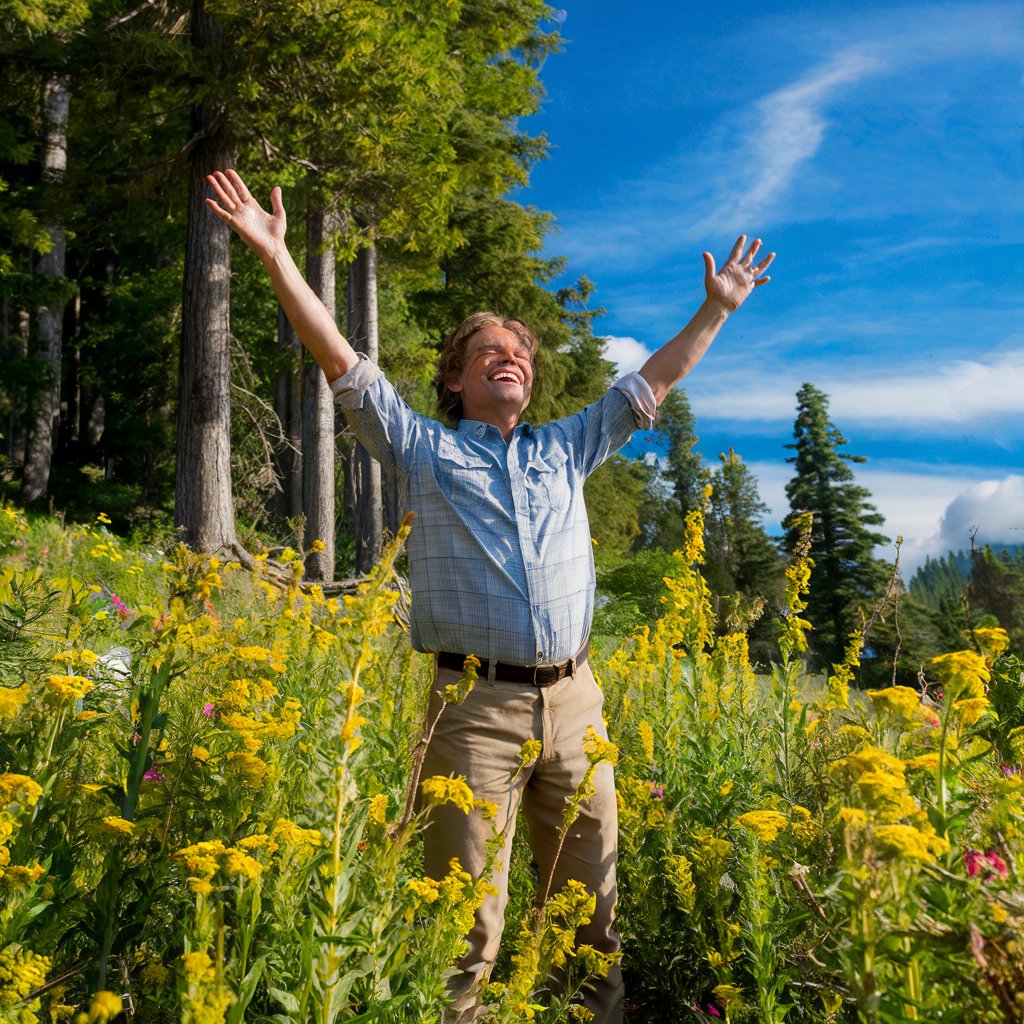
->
<box><xmin>331</xmin><ymin>357</ymin><xmax>655</xmax><ymax>666</ymax></box>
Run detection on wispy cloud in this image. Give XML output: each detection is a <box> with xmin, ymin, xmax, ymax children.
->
<box><xmin>687</xmin><ymin>345</ymin><xmax>1024</xmax><ymax>433</ymax></box>
<box><xmin>550</xmin><ymin>3</ymin><xmax>1023</xmax><ymax>270</ymax></box>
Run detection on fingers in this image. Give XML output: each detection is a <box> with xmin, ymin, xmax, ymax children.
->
<box><xmin>225</xmin><ymin>168</ymin><xmax>251</xmax><ymax>204</ymax></box>
<box><xmin>204</xmin><ymin>196</ymin><xmax>232</xmax><ymax>223</ymax></box>
<box><xmin>702</xmin><ymin>251</ymin><xmax>716</xmax><ymax>281</ymax></box>
<box><xmin>753</xmin><ymin>251</ymin><xmax>776</xmax><ymax>275</ymax></box>
<box><xmin>727</xmin><ymin>235</ymin><xmax>746</xmax><ymax>263</ymax></box>
<box><xmin>206</xmin><ymin>171</ymin><xmax>238</xmax><ymax>211</ymax></box>
<box><xmin>270</xmin><ymin>186</ymin><xmax>284</xmax><ymax>218</ymax></box>
<box><xmin>741</xmin><ymin>238</ymin><xmax>762</xmax><ymax>267</ymax></box>
<box><xmin>753</xmin><ymin>275</ymin><xmax>771</xmax><ymax>287</ymax></box>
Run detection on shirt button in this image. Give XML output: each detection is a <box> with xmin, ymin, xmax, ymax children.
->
<box><xmin>476</xmin><ymin>426</ymin><xmax>485</xmax><ymax>436</ymax></box>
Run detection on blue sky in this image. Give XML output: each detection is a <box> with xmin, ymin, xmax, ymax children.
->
<box><xmin>520</xmin><ymin>1</ymin><xmax>1024</xmax><ymax>573</ymax></box>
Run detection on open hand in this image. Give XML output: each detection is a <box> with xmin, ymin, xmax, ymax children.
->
<box><xmin>704</xmin><ymin>235</ymin><xmax>774</xmax><ymax>313</ymax></box>
<box><xmin>205</xmin><ymin>169</ymin><xmax>286</xmax><ymax>261</ymax></box>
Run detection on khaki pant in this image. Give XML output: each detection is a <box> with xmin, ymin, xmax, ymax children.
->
<box><xmin>422</xmin><ymin>658</ymin><xmax>623</xmax><ymax>1024</ymax></box>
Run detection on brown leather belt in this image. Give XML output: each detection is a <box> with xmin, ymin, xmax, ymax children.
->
<box><xmin>437</xmin><ymin>640</ymin><xmax>589</xmax><ymax>688</ymax></box>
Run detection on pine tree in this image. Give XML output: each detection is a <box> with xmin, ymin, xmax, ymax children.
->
<box><xmin>704</xmin><ymin>448</ymin><xmax>783</xmax><ymax>660</ymax></box>
<box><xmin>784</xmin><ymin>383</ymin><xmax>889</xmax><ymax>667</ymax></box>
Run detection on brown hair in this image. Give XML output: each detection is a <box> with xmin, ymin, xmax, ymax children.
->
<box><xmin>434</xmin><ymin>312</ymin><xmax>539</xmax><ymax>422</ymax></box>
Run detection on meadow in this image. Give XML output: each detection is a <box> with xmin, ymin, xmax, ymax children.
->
<box><xmin>1</xmin><ymin>500</ymin><xmax>1023</xmax><ymax>1024</ymax></box>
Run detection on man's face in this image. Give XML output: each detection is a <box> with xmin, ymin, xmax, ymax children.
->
<box><xmin>446</xmin><ymin>326</ymin><xmax>534</xmax><ymax>423</ymax></box>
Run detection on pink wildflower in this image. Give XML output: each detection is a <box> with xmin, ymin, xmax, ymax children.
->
<box><xmin>202</xmin><ymin>702</ymin><xmax>216</xmax><ymax>718</ymax></box>
<box><xmin>650</xmin><ymin>782</ymin><xmax>664</xmax><ymax>799</ymax></box>
<box><xmin>110</xmin><ymin>593</ymin><xmax>129</xmax><ymax>618</ymax></box>
<box><xmin>985</xmin><ymin>852</ymin><xmax>1009</xmax><ymax>879</ymax></box>
<box><xmin>143</xmin><ymin>766</ymin><xmax>165</xmax><ymax>782</ymax></box>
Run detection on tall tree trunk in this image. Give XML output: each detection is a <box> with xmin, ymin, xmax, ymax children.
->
<box><xmin>22</xmin><ymin>72</ymin><xmax>70</xmax><ymax>503</ymax></box>
<box><xmin>174</xmin><ymin>0</ymin><xmax>238</xmax><ymax>553</ymax></box>
<box><xmin>273</xmin><ymin>304</ymin><xmax>303</xmax><ymax>522</ymax></box>
<box><xmin>301</xmin><ymin>199</ymin><xmax>337</xmax><ymax>582</ymax></box>
<box><xmin>346</xmin><ymin>242</ymin><xmax>382</xmax><ymax>573</ymax></box>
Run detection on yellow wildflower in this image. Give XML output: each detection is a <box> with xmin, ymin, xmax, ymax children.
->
<box><xmin>867</xmin><ymin>686</ymin><xmax>928</xmax><ymax>723</ymax></box>
<box><xmin>720</xmin><ymin>780</ymin><xmax>734</xmax><ymax>796</ymax></box>
<box><xmin>873</xmin><ymin>823</ymin><xmax>949</xmax><ymax>861</ymax></box>
<box><xmin>421</xmin><ymin>775</ymin><xmax>475</xmax><ymax>814</ymax></box>
<box><xmin>87</xmin><ymin>991</ymin><xmax>122</xmax><ymax>1022</ymax></box>
<box><xmin>271</xmin><ymin>818</ymin><xmax>322</xmax><ymax>849</ymax></box>
<box><xmin>973</xmin><ymin>626</ymin><xmax>1011</xmax><ymax>659</ymax></box>
<box><xmin>221</xmin><ymin>848</ymin><xmax>262</xmax><ymax>880</ymax></box>
<box><xmin>904</xmin><ymin>753</ymin><xmax>940</xmax><ymax>771</ymax></box>
<box><xmin>519</xmin><ymin>739</ymin><xmax>542</xmax><ymax>767</ymax></box>
<box><xmin>45</xmin><ymin>674</ymin><xmax>94</xmax><ymax>700</ymax></box>
<box><xmin>368</xmin><ymin>795</ymin><xmax>388</xmax><ymax>826</ymax></box>
<box><xmin>406</xmin><ymin>877</ymin><xmax>441</xmax><ymax>904</ymax></box>
<box><xmin>737</xmin><ymin>810</ymin><xmax>789</xmax><ymax>842</ymax></box>
<box><xmin>1</xmin><ymin>863</ymin><xmax>45</xmax><ymax>890</ymax></box>
<box><xmin>840</xmin><ymin>807</ymin><xmax>868</xmax><ymax>828</ymax></box>
<box><xmin>182</xmin><ymin>951</ymin><xmax>214</xmax><ymax>983</ymax></box>
<box><xmin>637</xmin><ymin>721</ymin><xmax>655</xmax><ymax>764</ymax></box>
<box><xmin>310</xmin><ymin>539</ymin><xmax>326</xmax><ymax>553</ymax></box>
<box><xmin>931</xmin><ymin>650</ymin><xmax>989</xmax><ymax>700</ymax></box>
<box><xmin>954</xmin><ymin>696</ymin><xmax>993</xmax><ymax>726</ymax></box>
<box><xmin>582</xmin><ymin>726</ymin><xmax>619</xmax><ymax>767</ymax></box>
<box><xmin>0</xmin><ymin>684</ymin><xmax>29</xmax><ymax>719</ymax></box>
<box><xmin>666</xmin><ymin>853</ymin><xmax>696</xmax><ymax>912</ymax></box>
<box><xmin>0</xmin><ymin>774</ymin><xmax>43</xmax><ymax>808</ymax></box>
<box><xmin>191</xmin><ymin>746</ymin><xmax>210</xmax><ymax>763</ymax></box>
<box><xmin>226</xmin><ymin>751</ymin><xmax>269</xmax><ymax>788</ymax></box>
<box><xmin>99</xmin><ymin>816</ymin><xmax>135</xmax><ymax>837</ymax></box>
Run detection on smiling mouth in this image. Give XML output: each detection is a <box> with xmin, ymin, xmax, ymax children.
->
<box><xmin>489</xmin><ymin>371</ymin><xmax>522</xmax><ymax>384</ymax></box>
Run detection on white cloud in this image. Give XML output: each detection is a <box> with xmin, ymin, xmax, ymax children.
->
<box><xmin>935</xmin><ymin>475</ymin><xmax>1024</xmax><ymax>552</ymax></box>
<box><xmin>601</xmin><ymin>334</ymin><xmax>654</xmax><ymax>376</ymax></box>
<box><xmin>688</xmin><ymin>345</ymin><xmax>1024</xmax><ymax>432</ymax></box>
<box><xmin>741</xmin><ymin>460</ymin><xmax>1006</xmax><ymax>575</ymax></box>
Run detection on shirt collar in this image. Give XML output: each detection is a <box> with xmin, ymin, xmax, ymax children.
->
<box><xmin>457</xmin><ymin>418</ymin><xmax>533</xmax><ymax>441</ymax></box>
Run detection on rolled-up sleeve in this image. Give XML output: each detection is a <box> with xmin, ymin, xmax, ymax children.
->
<box><xmin>611</xmin><ymin>372</ymin><xmax>657</xmax><ymax>430</ymax></box>
<box><xmin>329</xmin><ymin>355</ymin><xmax>419</xmax><ymax>473</ymax></box>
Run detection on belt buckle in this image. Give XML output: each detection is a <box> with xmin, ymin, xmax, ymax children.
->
<box><xmin>532</xmin><ymin>663</ymin><xmax>542</xmax><ymax>688</ymax></box>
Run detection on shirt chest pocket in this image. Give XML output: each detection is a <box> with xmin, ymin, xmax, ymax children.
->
<box><xmin>434</xmin><ymin>436</ymin><xmax>497</xmax><ymax>510</ymax></box>
<box><xmin>527</xmin><ymin>444</ymin><xmax>571</xmax><ymax>514</ymax></box>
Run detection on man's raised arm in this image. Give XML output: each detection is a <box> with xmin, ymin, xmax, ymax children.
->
<box><xmin>638</xmin><ymin>235</ymin><xmax>774</xmax><ymax>406</ymax></box>
<box><xmin>205</xmin><ymin>169</ymin><xmax>359</xmax><ymax>382</ymax></box>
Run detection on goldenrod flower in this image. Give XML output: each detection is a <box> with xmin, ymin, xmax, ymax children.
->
<box><xmin>519</xmin><ymin>739</ymin><xmax>542</xmax><ymax>767</ymax></box>
<box><xmin>839</xmin><ymin>807</ymin><xmax>868</xmax><ymax>828</ymax></box>
<box><xmin>45</xmin><ymin>674</ymin><xmax>94</xmax><ymax>700</ymax></box>
<box><xmin>226</xmin><ymin>751</ymin><xmax>269</xmax><ymax>788</ymax></box>
<box><xmin>272</xmin><ymin>818</ymin><xmax>322</xmax><ymax>849</ymax></box>
<box><xmin>954</xmin><ymin>696</ymin><xmax>993</xmax><ymax>726</ymax></box>
<box><xmin>0</xmin><ymin>774</ymin><xmax>43</xmax><ymax>808</ymax></box>
<box><xmin>873</xmin><ymin>823</ymin><xmax>949</xmax><ymax>861</ymax></box>
<box><xmin>973</xmin><ymin>626</ymin><xmax>1011</xmax><ymax>659</ymax></box>
<box><xmin>931</xmin><ymin>650</ymin><xmax>989</xmax><ymax>700</ymax></box>
<box><xmin>99</xmin><ymin>816</ymin><xmax>136</xmax><ymax>837</ymax></box>
<box><xmin>666</xmin><ymin>853</ymin><xmax>695</xmax><ymax>912</ymax></box>
<box><xmin>88</xmin><ymin>991</ymin><xmax>122</xmax><ymax>1022</ymax></box>
<box><xmin>368</xmin><ymin>794</ymin><xmax>388</xmax><ymax>825</ymax></box>
<box><xmin>182</xmin><ymin>951</ymin><xmax>214</xmax><ymax>983</ymax></box>
<box><xmin>868</xmin><ymin>686</ymin><xmax>928</xmax><ymax>724</ymax></box>
<box><xmin>582</xmin><ymin>726</ymin><xmax>618</xmax><ymax>767</ymax></box>
<box><xmin>421</xmin><ymin>775</ymin><xmax>475</xmax><ymax>814</ymax></box>
<box><xmin>737</xmin><ymin>809</ymin><xmax>789</xmax><ymax>842</ymax></box>
<box><xmin>637</xmin><ymin>721</ymin><xmax>655</xmax><ymax>765</ymax></box>
<box><xmin>310</xmin><ymin>539</ymin><xmax>326</xmax><ymax>553</ymax></box>
<box><xmin>0</xmin><ymin>684</ymin><xmax>29</xmax><ymax>719</ymax></box>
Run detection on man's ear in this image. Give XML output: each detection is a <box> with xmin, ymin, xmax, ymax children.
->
<box><xmin>445</xmin><ymin>371</ymin><xmax>464</xmax><ymax>395</ymax></box>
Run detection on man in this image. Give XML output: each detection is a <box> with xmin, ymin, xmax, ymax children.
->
<box><xmin>205</xmin><ymin>168</ymin><xmax>773</xmax><ymax>1023</ymax></box>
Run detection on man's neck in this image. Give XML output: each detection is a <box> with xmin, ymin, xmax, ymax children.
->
<box><xmin>461</xmin><ymin>406</ymin><xmax>522</xmax><ymax>441</ymax></box>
